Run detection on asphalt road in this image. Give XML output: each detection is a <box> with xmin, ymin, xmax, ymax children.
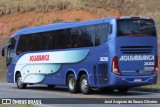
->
<box><xmin>0</xmin><ymin>83</ymin><xmax>159</xmax><ymax>107</ymax></box>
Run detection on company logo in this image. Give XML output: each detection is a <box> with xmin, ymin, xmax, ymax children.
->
<box><xmin>100</xmin><ymin>57</ymin><xmax>108</xmax><ymax>61</ymax></box>
<box><xmin>119</xmin><ymin>55</ymin><xmax>154</xmax><ymax>61</ymax></box>
<box><xmin>2</xmin><ymin>99</ymin><xmax>11</xmax><ymax>104</ymax></box>
<box><xmin>29</xmin><ymin>54</ymin><xmax>49</xmax><ymax>62</ymax></box>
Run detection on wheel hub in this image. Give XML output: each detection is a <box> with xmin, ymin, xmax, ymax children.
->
<box><xmin>81</xmin><ymin>79</ymin><xmax>88</xmax><ymax>91</ymax></box>
<box><xmin>18</xmin><ymin>77</ymin><xmax>22</xmax><ymax>87</ymax></box>
<box><xmin>69</xmin><ymin>78</ymin><xmax>75</xmax><ymax>90</ymax></box>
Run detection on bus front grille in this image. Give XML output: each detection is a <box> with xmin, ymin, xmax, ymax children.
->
<box><xmin>120</xmin><ymin>46</ymin><xmax>153</xmax><ymax>54</ymax></box>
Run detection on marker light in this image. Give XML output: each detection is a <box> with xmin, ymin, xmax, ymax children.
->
<box><xmin>153</xmin><ymin>56</ymin><xmax>158</xmax><ymax>74</ymax></box>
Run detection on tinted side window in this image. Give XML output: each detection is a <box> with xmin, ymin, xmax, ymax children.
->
<box><xmin>70</xmin><ymin>25</ymin><xmax>96</xmax><ymax>48</ymax></box>
<box><xmin>7</xmin><ymin>38</ymin><xmax>16</xmax><ymax>65</ymax></box>
<box><xmin>16</xmin><ymin>23</ymin><xmax>110</xmax><ymax>54</ymax></box>
<box><xmin>16</xmin><ymin>35</ymin><xmax>28</xmax><ymax>54</ymax></box>
<box><xmin>9</xmin><ymin>38</ymin><xmax>16</xmax><ymax>46</ymax></box>
<box><xmin>95</xmin><ymin>23</ymin><xmax>110</xmax><ymax>46</ymax></box>
<box><xmin>117</xmin><ymin>19</ymin><xmax>156</xmax><ymax>36</ymax></box>
<box><xmin>30</xmin><ymin>34</ymin><xmax>40</xmax><ymax>51</ymax></box>
<box><xmin>50</xmin><ymin>29</ymin><xmax>69</xmax><ymax>49</ymax></box>
<box><xmin>31</xmin><ymin>33</ymin><xmax>51</xmax><ymax>51</ymax></box>
<box><xmin>70</xmin><ymin>27</ymin><xmax>81</xmax><ymax>48</ymax></box>
<box><xmin>80</xmin><ymin>26</ymin><xmax>95</xmax><ymax>47</ymax></box>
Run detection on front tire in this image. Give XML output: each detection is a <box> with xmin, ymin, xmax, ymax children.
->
<box><xmin>16</xmin><ymin>74</ymin><xmax>27</xmax><ymax>89</ymax></box>
<box><xmin>80</xmin><ymin>74</ymin><xmax>91</xmax><ymax>94</ymax></box>
<box><xmin>67</xmin><ymin>74</ymin><xmax>79</xmax><ymax>93</ymax></box>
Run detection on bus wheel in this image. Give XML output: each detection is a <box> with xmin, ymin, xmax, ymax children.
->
<box><xmin>67</xmin><ymin>74</ymin><xmax>78</xmax><ymax>93</ymax></box>
<box><xmin>80</xmin><ymin>74</ymin><xmax>91</xmax><ymax>94</ymax></box>
<box><xmin>117</xmin><ymin>88</ymin><xmax>129</xmax><ymax>93</ymax></box>
<box><xmin>16</xmin><ymin>74</ymin><xmax>27</xmax><ymax>89</ymax></box>
<box><xmin>47</xmin><ymin>85</ymin><xmax>55</xmax><ymax>88</ymax></box>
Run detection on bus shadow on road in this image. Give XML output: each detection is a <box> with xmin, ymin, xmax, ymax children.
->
<box><xmin>94</xmin><ymin>90</ymin><xmax>152</xmax><ymax>96</ymax></box>
<box><xmin>14</xmin><ymin>85</ymin><xmax>154</xmax><ymax>96</ymax></box>
<box><xmin>24</xmin><ymin>85</ymin><xmax>69</xmax><ymax>93</ymax></box>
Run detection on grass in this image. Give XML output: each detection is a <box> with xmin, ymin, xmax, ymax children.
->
<box><xmin>0</xmin><ymin>0</ymin><xmax>160</xmax><ymax>20</ymax></box>
<box><xmin>0</xmin><ymin>0</ymin><xmax>83</xmax><ymax>16</ymax></box>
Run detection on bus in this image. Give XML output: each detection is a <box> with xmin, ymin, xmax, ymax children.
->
<box><xmin>1</xmin><ymin>16</ymin><xmax>158</xmax><ymax>94</ymax></box>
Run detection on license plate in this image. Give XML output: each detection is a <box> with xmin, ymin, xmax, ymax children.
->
<box><xmin>139</xmin><ymin>71</ymin><xmax>152</xmax><ymax>75</ymax></box>
<box><xmin>134</xmin><ymin>79</ymin><xmax>142</xmax><ymax>82</ymax></box>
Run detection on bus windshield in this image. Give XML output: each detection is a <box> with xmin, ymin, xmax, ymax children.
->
<box><xmin>117</xmin><ymin>19</ymin><xmax>156</xmax><ymax>36</ymax></box>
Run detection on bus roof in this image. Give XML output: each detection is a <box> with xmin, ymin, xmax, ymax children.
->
<box><xmin>11</xmin><ymin>17</ymin><xmax>115</xmax><ymax>38</ymax></box>
<box><xmin>10</xmin><ymin>16</ymin><xmax>154</xmax><ymax>38</ymax></box>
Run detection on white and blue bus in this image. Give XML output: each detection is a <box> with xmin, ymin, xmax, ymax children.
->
<box><xmin>1</xmin><ymin>16</ymin><xmax>158</xmax><ymax>94</ymax></box>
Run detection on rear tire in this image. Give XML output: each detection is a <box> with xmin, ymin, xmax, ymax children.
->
<box><xmin>80</xmin><ymin>74</ymin><xmax>91</xmax><ymax>94</ymax></box>
<box><xmin>67</xmin><ymin>74</ymin><xmax>79</xmax><ymax>93</ymax></box>
<box><xmin>16</xmin><ymin>74</ymin><xmax>27</xmax><ymax>89</ymax></box>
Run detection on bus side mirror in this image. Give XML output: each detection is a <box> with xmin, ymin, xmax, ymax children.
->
<box><xmin>1</xmin><ymin>48</ymin><xmax>5</xmax><ymax>56</ymax></box>
<box><xmin>1</xmin><ymin>44</ymin><xmax>11</xmax><ymax>57</ymax></box>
